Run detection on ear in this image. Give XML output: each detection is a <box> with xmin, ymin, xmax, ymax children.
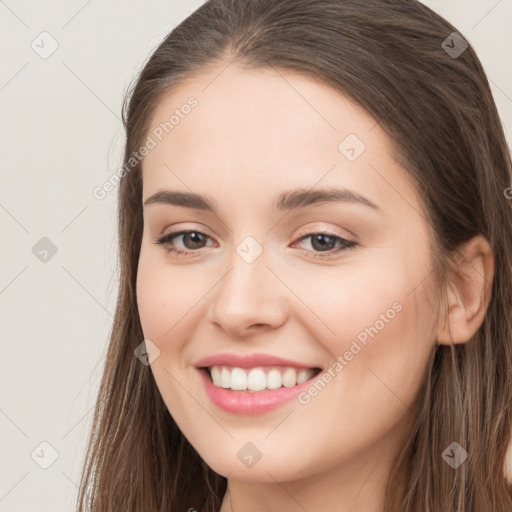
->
<box><xmin>436</xmin><ymin>234</ymin><xmax>494</xmax><ymax>345</ymax></box>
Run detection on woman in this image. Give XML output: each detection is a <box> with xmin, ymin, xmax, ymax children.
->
<box><xmin>77</xmin><ymin>0</ymin><xmax>512</xmax><ymax>510</ymax></box>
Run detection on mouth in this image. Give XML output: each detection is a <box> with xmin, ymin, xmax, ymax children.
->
<box><xmin>200</xmin><ymin>365</ymin><xmax>323</xmax><ymax>393</ymax></box>
<box><xmin>194</xmin><ymin>353</ymin><xmax>325</xmax><ymax>414</ymax></box>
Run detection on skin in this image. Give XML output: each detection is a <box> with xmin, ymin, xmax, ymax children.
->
<box><xmin>136</xmin><ymin>63</ymin><xmax>494</xmax><ymax>511</ymax></box>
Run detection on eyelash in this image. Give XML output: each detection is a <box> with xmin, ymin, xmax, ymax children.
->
<box><xmin>153</xmin><ymin>229</ymin><xmax>357</xmax><ymax>259</ymax></box>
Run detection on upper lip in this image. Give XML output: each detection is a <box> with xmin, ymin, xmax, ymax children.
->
<box><xmin>194</xmin><ymin>353</ymin><xmax>321</xmax><ymax>369</ymax></box>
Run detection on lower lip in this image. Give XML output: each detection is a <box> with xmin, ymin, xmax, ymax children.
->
<box><xmin>197</xmin><ymin>368</ymin><xmax>318</xmax><ymax>415</ymax></box>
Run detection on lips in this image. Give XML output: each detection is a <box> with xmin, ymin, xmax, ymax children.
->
<box><xmin>194</xmin><ymin>352</ymin><xmax>322</xmax><ymax>370</ymax></box>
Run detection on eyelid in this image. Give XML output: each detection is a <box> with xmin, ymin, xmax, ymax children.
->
<box><xmin>159</xmin><ymin>222</ymin><xmax>213</xmax><ymax>237</ymax></box>
<box><xmin>294</xmin><ymin>225</ymin><xmax>356</xmax><ymax>243</ymax></box>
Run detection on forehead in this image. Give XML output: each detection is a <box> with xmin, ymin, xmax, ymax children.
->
<box><xmin>141</xmin><ymin>63</ymin><xmax>422</xmax><ymax>218</ymax></box>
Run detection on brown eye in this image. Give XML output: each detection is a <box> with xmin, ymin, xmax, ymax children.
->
<box><xmin>179</xmin><ymin>231</ymin><xmax>208</xmax><ymax>249</ymax></box>
<box><xmin>293</xmin><ymin>231</ymin><xmax>357</xmax><ymax>258</ymax></box>
<box><xmin>153</xmin><ymin>230</ymin><xmax>213</xmax><ymax>255</ymax></box>
<box><xmin>308</xmin><ymin>233</ymin><xmax>338</xmax><ymax>251</ymax></box>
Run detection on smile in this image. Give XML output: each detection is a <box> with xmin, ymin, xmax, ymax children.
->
<box><xmin>194</xmin><ymin>353</ymin><xmax>324</xmax><ymax>414</ymax></box>
<box><xmin>206</xmin><ymin>365</ymin><xmax>321</xmax><ymax>392</ymax></box>
<box><xmin>196</xmin><ymin>366</ymin><xmax>323</xmax><ymax>415</ymax></box>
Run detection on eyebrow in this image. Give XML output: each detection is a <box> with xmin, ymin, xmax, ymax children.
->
<box><xmin>143</xmin><ymin>187</ymin><xmax>381</xmax><ymax>213</ymax></box>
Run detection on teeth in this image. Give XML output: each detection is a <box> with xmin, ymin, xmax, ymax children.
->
<box><xmin>282</xmin><ymin>368</ymin><xmax>297</xmax><ymax>387</ymax></box>
<box><xmin>211</xmin><ymin>366</ymin><xmax>221</xmax><ymax>386</ymax></box>
<box><xmin>297</xmin><ymin>368</ymin><xmax>311</xmax><ymax>384</ymax></box>
<box><xmin>231</xmin><ymin>368</ymin><xmax>247</xmax><ymax>390</ymax></box>
<box><xmin>221</xmin><ymin>367</ymin><xmax>231</xmax><ymax>388</ymax></box>
<box><xmin>247</xmin><ymin>368</ymin><xmax>266</xmax><ymax>391</ymax></box>
<box><xmin>266</xmin><ymin>368</ymin><xmax>282</xmax><ymax>389</ymax></box>
<box><xmin>208</xmin><ymin>365</ymin><xmax>316</xmax><ymax>392</ymax></box>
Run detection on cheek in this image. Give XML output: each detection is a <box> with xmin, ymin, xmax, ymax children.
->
<box><xmin>271</xmin><ymin>276</ymin><xmax>434</xmax><ymax>476</ymax></box>
<box><xmin>136</xmin><ymin>253</ymin><xmax>209</xmax><ymax>430</ymax></box>
<box><xmin>136</xmin><ymin>250</ymin><xmax>207</xmax><ymax>341</ymax></box>
<box><xmin>288</xmin><ymin>253</ymin><xmax>435</xmax><ymax>402</ymax></box>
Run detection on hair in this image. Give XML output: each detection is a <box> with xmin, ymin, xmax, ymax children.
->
<box><xmin>77</xmin><ymin>0</ymin><xmax>512</xmax><ymax>510</ymax></box>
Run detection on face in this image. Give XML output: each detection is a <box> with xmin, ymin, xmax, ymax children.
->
<box><xmin>136</xmin><ymin>63</ymin><xmax>439</xmax><ymax>485</ymax></box>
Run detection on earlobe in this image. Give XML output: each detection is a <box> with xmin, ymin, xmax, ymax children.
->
<box><xmin>436</xmin><ymin>234</ymin><xmax>494</xmax><ymax>345</ymax></box>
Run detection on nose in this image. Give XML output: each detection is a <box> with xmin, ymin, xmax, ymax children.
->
<box><xmin>207</xmin><ymin>242</ymin><xmax>288</xmax><ymax>337</ymax></box>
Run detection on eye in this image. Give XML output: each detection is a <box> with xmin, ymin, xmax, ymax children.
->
<box><xmin>153</xmin><ymin>228</ymin><xmax>358</xmax><ymax>258</ymax></box>
<box><xmin>153</xmin><ymin>230</ymin><xmax>214</xmax><ymax>256</ymax></box>
<box><xmin>291</xmin><ymin>229</ymin><xmax>357</xmax><ymax>258</ymax></box>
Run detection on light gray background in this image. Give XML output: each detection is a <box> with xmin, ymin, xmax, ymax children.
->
<box><xmin>1</xmin><ymin>1</ymin><xmax>511</xmax><ymax>510</ymax></box>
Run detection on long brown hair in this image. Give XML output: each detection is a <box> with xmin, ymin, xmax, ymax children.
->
<box><xmin>77</xmin><ymin>0</ymin><xmax>512</xmax><ymax>510</ymax></box>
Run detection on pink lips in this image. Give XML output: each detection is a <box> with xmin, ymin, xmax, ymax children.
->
<box><xmin>195</xmin><ymin>353</ymin><xmax>321</xmax><ymax>415</ymax></box>
<box><xmin>194</xmin><ymin>352</ymin><xmax>318</xmax><ymax>369</ymax></box>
